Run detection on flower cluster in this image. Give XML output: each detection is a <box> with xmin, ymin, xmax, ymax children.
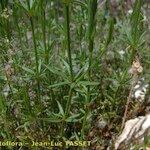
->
<box><xmin>129</xmin><ymin>59</ymin><xmax>143</xmax><ymax>75</ymax></box>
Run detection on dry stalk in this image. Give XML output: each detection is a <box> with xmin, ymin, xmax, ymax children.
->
<box><xmin>121</xmin><ymin>74</ymin><xmax>138</xmax><ymax>129</ymax></box>
<box><xmin>121</xmin><ymin>57</ymin><xmax>143</xmax><ymax>129</ymax></box>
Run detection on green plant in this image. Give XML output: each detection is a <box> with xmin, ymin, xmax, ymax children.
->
<box><xmin>0</xmin><ymin>0</ymin><xmax>149</xmax><ymax>149</ymax></box>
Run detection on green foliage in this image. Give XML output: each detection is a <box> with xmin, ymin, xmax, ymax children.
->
<box><xmin>0</xmin><ymin>0</ymin><xmax>149</xmax><ymax>149</ymax></box>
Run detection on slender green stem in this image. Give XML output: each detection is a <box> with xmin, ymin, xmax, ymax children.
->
<box><xmin>61</xmin><ymin>88</ymin><xmax>73</xmax><ymax>136</ymax></box>
<box><xmin>81</xmin><ymin>0</ymin><xmax>97</xmax><ymax>139</ymax></box>
<box><xmin>13</xmin><ymin>5</ymin><xmax>24</xmax><ymax>55</ymax></box>
<box><xmin>40</xmin><ymin>0</ymin><xmax>48</xmax><ymax>64</ymax></box>
<box><xmin>61</xmin><ymin>3</ymin><xmax>74</xmax><ymax>137</ymax></box>
<box><xmin>27</xmin><ymin>0</ymin><xmax>41</xmax><ymax>101</ymax></box>
<box><xmin>55</xmin><ymin>0</ymin><xmax>59</xmax><ymax>24</ymax></box>
<box><xmin>81</xmin><ymin>92</ymin><xmax>90</xmax><ymax>138</ymax></box>
<box><xmin>30</xmin><ymin>17</ymin><xmax>41</xmax><ymax>101</ymax></box>
<box><xmin>64</xmin><ymin>4</ymin><xmax>74</xmax><ymax>114</ymax></box>
<box><xmin>65</xmin><ymin>5</ymin><xmax>74</xmax><ymax>82</ymax></box>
